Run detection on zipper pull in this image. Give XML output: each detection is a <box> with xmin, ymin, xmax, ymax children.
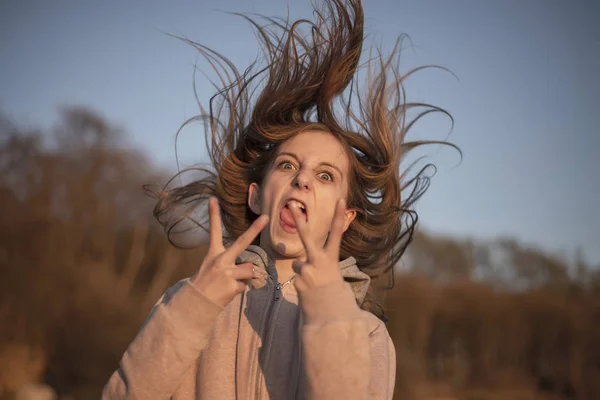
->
<box><xmin>274</xmin><ymin>282</ymin><xmax>282</xmax><ymax>300</ymax></box>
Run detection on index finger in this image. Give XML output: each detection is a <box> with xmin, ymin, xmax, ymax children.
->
<box><xmin>222</xmin><ymin>214</ymin><xmax>269</xmax><ymax>262</ymax></box>
<box><xmin>208</xmin><ymin>197</ymin><xmax>224</xmax><ymax>251</ymax></box>
<box><xmin>324</xmin><ymin>198</ymin><xmax>346</xmax><ymax>259</ymax></box>
<box><xmin>289</xmin><ymin>201</ymin><xmax>319</xmax><ymax>259</ymax></box>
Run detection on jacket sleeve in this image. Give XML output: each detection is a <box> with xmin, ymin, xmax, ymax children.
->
<box><xmin>300</xmin><ymin>282</ymin><xmax>396</xmax><ymax>400</ymax></box>
<box><xmin>102</xmin><ymin>279</ymin><xmax>223</xmax><ymax>399</ymax></box>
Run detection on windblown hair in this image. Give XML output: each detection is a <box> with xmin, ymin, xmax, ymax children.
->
<box><xmin>151</xmin><ymin>0</ymin><xmax>457</xmax><ymax>320</ymax></box>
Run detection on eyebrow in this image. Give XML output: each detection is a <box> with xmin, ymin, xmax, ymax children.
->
<box><xmin>277</xmin><ymin>151</ymin><xmax>344</xmax><ymax>177</ymax></box>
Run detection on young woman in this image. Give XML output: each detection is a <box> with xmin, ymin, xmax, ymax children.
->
<box><xmin>103</xmin><ymin>0</ymin><xmax>453</xmax><ymax>398</ymax></box>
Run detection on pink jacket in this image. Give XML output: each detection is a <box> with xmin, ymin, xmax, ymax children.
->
<box><xmin>103</xmin><ymin>245</ymin><xmax>395</xmax><ymax>399</ymax></box>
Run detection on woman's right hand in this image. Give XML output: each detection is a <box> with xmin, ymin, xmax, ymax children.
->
<box><xmin>191</xmin><ymin>197</ymin><xmax>269</xmax><ymax>308</ymax></box>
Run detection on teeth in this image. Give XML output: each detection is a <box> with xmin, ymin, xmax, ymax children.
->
<box><xmin>288</xmin><ymin>200</ymin><xmax>305</xmax><ymax>211</ymax></box>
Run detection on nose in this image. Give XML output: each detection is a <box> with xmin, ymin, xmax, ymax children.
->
<box><xmin>293</xmin><ymin>171</ymin><xmax>312</xmax><ymax>191</ymax></box>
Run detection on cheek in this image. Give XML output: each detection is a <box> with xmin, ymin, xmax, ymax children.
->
<box><xmin>340</xmin><ymin>180</ymin><xmax>351</xmax><ymax>201</ymax></box>
<box><xmin>259</xmin><ymin>177</ymin><xmax>282</xmax><ymax>211</ymax></box>
<box><xmin>317</xmin><ymin>185</ymin><xmax>348</xmax><ymax>230</ymax></box>
<box><xmin>315</xmin><ymin>200</ymin><xmax>337</xmax><ymax>230</ymax></box>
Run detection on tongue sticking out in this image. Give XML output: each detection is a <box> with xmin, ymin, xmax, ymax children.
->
<box><xmin>280</xmin><ymin>206</ymin><xmax>297</xmax><ymax>228</ymax></box>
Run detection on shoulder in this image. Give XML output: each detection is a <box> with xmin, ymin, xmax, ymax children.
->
<box><xmin>358</xmin><ymin>308</ymin><xmax>391</xmax><ymax>337</ymax></box>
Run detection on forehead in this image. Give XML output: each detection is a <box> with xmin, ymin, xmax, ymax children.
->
<box><xmin>277</xmin><ymin>130</ymin><xmax>350</xmax><ymax>168</ymax></box>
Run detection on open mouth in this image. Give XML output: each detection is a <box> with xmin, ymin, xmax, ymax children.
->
<box><xmin>285</xmin><ymin>199</ymin><xmax>306</xmax><ymax>216</ymax></box>
<box><xmin>279</xmin><ymin>199</ymin><xmax>307</xmax><ymax>232</ymax></box>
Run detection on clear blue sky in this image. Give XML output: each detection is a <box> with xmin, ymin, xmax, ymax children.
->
<box><xmin>1</xmin><ymin>0</ymin><xmax>599</xmax><ymax>265</ymax></box>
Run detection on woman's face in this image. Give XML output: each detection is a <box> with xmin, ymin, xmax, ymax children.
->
<box><xmin>248</xmin><ymin>130</ymin><xmax>356</xmax><ymax>260</ymax></box>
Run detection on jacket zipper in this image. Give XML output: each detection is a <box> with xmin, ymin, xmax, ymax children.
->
<box><xmin>254</xmin><ymin>277</ymin><xmax>282</xmax><ymax>398</ymax></box>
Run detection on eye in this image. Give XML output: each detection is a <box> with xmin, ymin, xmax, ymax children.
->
<box><xmin>278</xmin><ymin>160</ymin><xmax>296</xmax><ymax>170</ymax></box>
<box><xmin>318</xmin><ymin>171</ymin><xmax>334</xmax><ymax>182</ymax></box>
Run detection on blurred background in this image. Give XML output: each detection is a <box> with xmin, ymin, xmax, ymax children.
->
<box><xmin>1</xmin><ymin>0</ymin><xmax>599</xmax><ymax>399</ymax></box>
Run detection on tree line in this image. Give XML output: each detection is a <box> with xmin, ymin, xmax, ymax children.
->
<box><xmin>0</xmin><ymin>109</ymin><xmax>598</xmax><ymax>399</ymax></box>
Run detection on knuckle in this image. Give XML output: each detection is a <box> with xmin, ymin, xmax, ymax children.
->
<box><xmin>214</xmin><ymin>254</ymin><xmax>227</xmax><ymax>266</ymax></box>
<box><xmin>226</xmin><ymin>281</ymin><xmax>236</xmax><ymax>292</ymax></box>
<box><xmin>236</xmin><ymin>282</ymin><xmax>246</xmax><ymax>292</ymax></box>
<box><xmin>313</xmin><ymin>253</ymin><xmax>325</xmax><ymax>263</ymax></box>
<box><xmin>232</xmin><ymin>281</ymin><xmax>245</xmax><ymax>292</ymax></box>
<box><xmin>238</xmin><ymin>268</ymin><xmax>250</xmax><ymax>278</ymax></box>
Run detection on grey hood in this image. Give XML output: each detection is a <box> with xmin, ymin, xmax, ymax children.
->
<box><xmin>236</xmin><ymin>245</ymin><xmax>371</xmax><ymax>305</ymax></box>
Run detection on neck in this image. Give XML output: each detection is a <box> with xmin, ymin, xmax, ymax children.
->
<box><xmin>261</xmin><ymin>243</ymin><xmax>303</xmax><ymax>284</ymax></box>
<box><xmin>272</xmin><ymin>257</ymin><xmax>297</xmax><ymax>284</ymax></box>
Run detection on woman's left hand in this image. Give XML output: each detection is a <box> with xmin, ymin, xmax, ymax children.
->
<box><xmin>289</xmin><ymin>198</ymin><xmax>348</xmax><ymax>292</ymax></box>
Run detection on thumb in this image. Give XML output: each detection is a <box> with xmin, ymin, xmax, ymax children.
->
<box><xmin>237</xmin><ymin>262</ymin><xmax>254</xmax><ymax>285</ymax></box>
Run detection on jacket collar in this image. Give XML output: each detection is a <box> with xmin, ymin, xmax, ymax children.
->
<box><xmin>236</xmin><ymin>245</ymin><xmax>371</xmax><ymax>305</ymax></box>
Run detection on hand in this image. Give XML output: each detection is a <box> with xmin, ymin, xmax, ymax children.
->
<box><xmin>289</xmin><ymin>198</ymin><xmax>347</xmax><ymax>293</ymax></box>
<box><xmin>191</xmin><ymin>197</ymin><xmax>269</xmax><ymax>307</ymax></box>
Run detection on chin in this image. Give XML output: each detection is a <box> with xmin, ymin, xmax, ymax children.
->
<box><xmin>269</xmin><ymin>238</ymin><xmax>304</xmax><ymax>258</ymax></box>
<box><xmin>266</xmin><ymin>232</ymin><xmax>304</xmax><ymax>259</ymax></box>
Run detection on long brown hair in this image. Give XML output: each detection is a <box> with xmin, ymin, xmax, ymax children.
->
<box><xmin>149</xmin><ymin>0</ymin><xmax>458</xmax><ymax>320</ymax></box>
